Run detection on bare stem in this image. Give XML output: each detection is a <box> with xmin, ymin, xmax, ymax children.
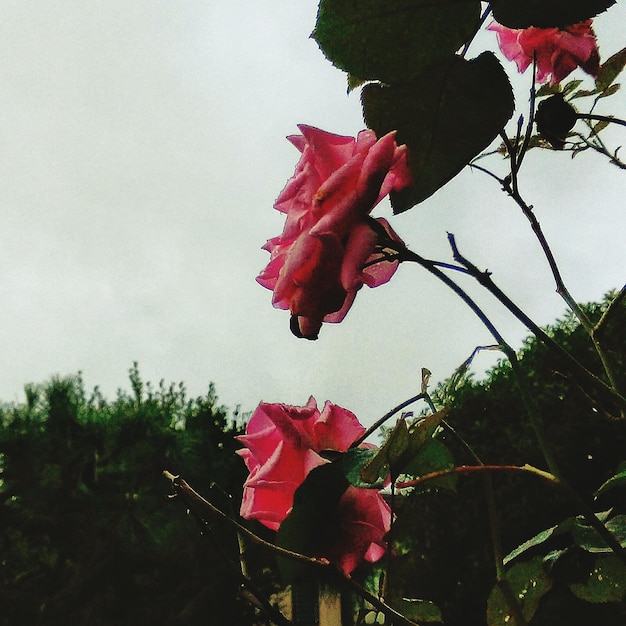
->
<box><xmin>473</xmin><ymin>131</ymin><xmax>624</xmax><ymax>394</ymax></box>
<box><xmin>515</xmin><ymin>61</ymin><xmax>537</xmax><ymax>173</ymax></box>
<box><xmin>438</xmin><ymin>418</ymin><xmax>527</xmax><ymax>624</ymax></box>
<box><xmin>395</xmin><ymin>464</ymin><xmax>558</xmax><ymax>490</ymax></box>
<box><xmin>446</xmin><ymin>234</ymin><xmax>626</xmax><ymax>412</ymax></box>
<box><xmin>577</xmin><ymin>113</ymin><xmax>626</xmax><ymax>128</ymax></box>
<box><xmin>351</xmin><ymin>393</ymin><xmax>427</xmax><ymax>448</ymax></box>
<box><xmin>499</xmin><ymin>141</ymin><xmax>599</xmax><ymax>333</ymax></box>
<box><xmin>571</xmin><ymin>131</ymin><xmax>626</xmax><ymax>169</ymax></box>
<box><xmin>395</xmin><ymin>465</ymin><xmax>626</xmax><ymax>565</ymax></box>
<box><xmin>460</xmin><ymin>5</ymin><xmax>492</xmax><ymax>58</ymax></box>
<box><xmin>594</xmin><ymin>286</ymin><xmax>626</xmax><ymax>341</ymax></box>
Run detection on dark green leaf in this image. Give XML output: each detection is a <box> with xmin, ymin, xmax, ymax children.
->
<box><xmin>598</xmin><ymin>83</ymin><xmax>620</xmax><ymax>98</ymax></box>
<box><xmin>503</xmin><ymin>517</ymin><xmax>575</xmax><ymax>566</ymax></box>
<box><xmin>569</xmin><ymin>87</ymin><xmax>600</xmax><ymax>99</ymax></box>
<box><xmin>406</xmin><ymin>408</ymin><xmax>448</xmax><ymax>450</ymax></box>
<box><xmin>487</xmin><ymin>557</ymin><xmax>552</xmax><ymax>625</ymax></box>
<box><xmin>489</xmin><ymin>0</ymin><xmax>615</xmax><ymax>28</ymax></box>
<box><xmin>595</xmin><ymin>46</ymin><xmax>626</xmax><ymax>92</ymax></box>
<box><xmin>536</xmin><ymin>83</ymin><xmax>562</xmax><ymax>97</ymax></box>
<box><xmin>276</xmin><ymin>462</ymin><xmax>349</xmax><ymax>583</ymax></box>
<box><xmin>313</xmin><ymin>0</ymin><xmax>480</xmax><ymax>83</ymax></box>
<box><xmin>392</xmin><ymin>598</ymin><xmax>443</xmax><ymax>622</ymax></box>
<box><xmin>562</xmin><ymin>79</ymin><xmax>583</xmax><ymax>96</ymax></box>
<box><xmin>343</xmin><ymin>447</ymin><xmax>385</xmax><ymax>488</ymax></box>
<box><xmin>403</xmin><ymin>439</ymin><xmax>457</xmax><ymax>492</ymax></box>
<box><xmin>595</xmin><ymin>467</ymin><xmax>626</xmax><ymax>499</ymax></box>
<box><xmin>362</xmin><ymin>52</ymin><xmax>514</xmax><ymax>211</ymax></box>
<box><xmin>570</xmin><ymin>555</ymin><xmax>626</xmax><ymax>603</ymax></box>
<box><xmin>358</xmin><ymin>410</ymin><xmax>449</xmax><ymax>483</ymax></box>
<box><xmin>572</xmin><ymin>514</ymin><xmax>626</xmax><ymax>553</ymax></box>
<box><xmin>543</xmin><ymin>548</ymin><xmax>570</xmax><ymax>571</ymax></box>
<box><xmin>360</xmin><ymin>417</ymin><xmax>410</xmax><ymax>483</ymax></box>
<box><xmin>590</xmin><ymin>119</ymin><xmax>610</xmax><ymax>136</ymax></box>
<box><xmin>347</xmin><ymin>74</ymin><xmax>366</xmax><ymax>93</ymax></box>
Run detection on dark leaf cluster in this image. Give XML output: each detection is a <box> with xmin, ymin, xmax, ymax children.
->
<box><xmin>313</xmin><ymin>0</ymin><xmax>620</xmax><ymax>211</ymax></box>
<box><xmin>0</xmin><ymin>365</ymin><xmax>258</xmax><ymax>626</ymax></box>
<box><xmin>389</xmin><ymin>293</ymin><xmax>626</xmax><ymax>625</ymax></box>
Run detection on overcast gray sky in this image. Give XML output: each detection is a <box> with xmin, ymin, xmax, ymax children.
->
<box><xmin>1</xmin><ymin>1</ymin><xmax>624</xmax><ymax>425</ymax></box>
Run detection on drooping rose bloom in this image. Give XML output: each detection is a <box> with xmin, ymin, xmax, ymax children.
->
<box><xmin>488</xmin><ymin>19</ymin><xmax>600</xmax><ymax>85</ymax></box>
<box><xmin>236</xmin><ymin>397</ymin><xmax>391</xmax><ymax>574</ymax></box>
<box><xmin>257</xmin><ymin>125</ymin><xmax>412</xmax><ymax>339</ymax></box>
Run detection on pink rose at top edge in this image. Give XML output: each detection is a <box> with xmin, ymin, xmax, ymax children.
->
<box><xmin>488</xmin><ymin>19</ymin><xmax>600</xmax><ymax>85</ymax></box>
<box><xmin>236</xmin><ymin>397</ymin><xmax>392</xmax><ymax>574</ymax></box>
<box><xmin>257</xmin><ymin>125</ymin><xmax>412</xmax><ymax>340</ymax></box>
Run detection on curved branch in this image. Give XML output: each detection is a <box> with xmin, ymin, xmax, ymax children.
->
<box><xmin>163</xmin><ymin>471</ymin><xmax>421</xmax><ymax>626</ymax></box>
<box><xmin>446</xmin><ymin>234</ymin><xmax>626</xmax><ymax>412</ymax></box>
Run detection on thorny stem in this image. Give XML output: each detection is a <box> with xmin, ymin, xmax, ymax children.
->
<box><xmin>164</xmin><ymin>471</ymin><xmax>329</xmax><ymax>567</ymax></box>
<box><xmin>388</xmin><ymin>239</ymin><xmax>562</xmax><ymax>474</ymax></box>
<box><xmin>446</xmin><ymin>234</ymin><xmax>626</xmax><ymax>412</ymax></box>
<box><xmin>351</xmin><ymin>393</ymin><xmax>427</xmax><ymax>448</ymax></box>
<box><xmin>163</xmin><ymin>471</ymin><xmax>421</xmax><ymax>626</ymax></box>
<box><xmin>577</xmin><ymin>113</ymin><xmax>626</xmax><ymax>128</ymax></box>
<box><xmin>395</xmin><ymin>464</ymin><xmax>559</xmax><ymax>490</ymax></box>
<box><xmin>438</xmin><ymin>418</ymin><xmax>529</xmax><ymax>626</ymax></box>
<box><xmin>571</xmin><ymin>131</ymin><xmax>626</xmax><ymax>169</ymax></box>
<box><xmin>495</xmin><ymin>80</ymin><xmax>624</xmax><ymax>392</ymax></box>
<box><xmin>393</xmin><ymin>243</ymin><xmax>510</xmax><ymax>350</ymax></box>
<box><xmin>340</xmin><ymin>576</ymin><xmax>420</xmax><ymax>626</ymax></box>
<box><xmin>471</xmin><ymin>141</ymin><xmax>624</xmax><ymax>394</ymax></box>
<box><xmin>396</xmin><ymin>465</ymin><xmax>626</xmax><ymax>566</ymax></box>
<box><xmin>504</xmin><ymin>180</ymin><xmax>594</xmax><ymax>329</ymax></box>
<box><xmin>166</xmin><ymin>476</ymin><xmax>293</xmax><ymax>625</ymax></box>
<box><xmin>594</xmin><ymin>286</ymin><xmax>626</xmax><ymax>342</ymax></box>
<box><xmin>515</xmin><ymin>58</ymin><xmax>537</xmax><ymax>173</ymax></box>
<box><xmin>498</xmin><ymin>123</ymin><xmax>594</xmax><ymax>333</ymax></box>
<box><xmin>387</xmin><ymin>242</ymin><xmax>626</xmax><ymax>564</ymax></box>
<box><xmin>405</xmin><ymin>242</ymin><xmax>560</xmax><ymax>473</ymax></box>
<box><xmin>460</xmin><ymin>5</ymin><xmax>492</xmax><ymax>58</ymax></box>
<box><xmin>469</xmin><ymin>161</ymin><xmax>507</xmax><ymax>185</ymax></box>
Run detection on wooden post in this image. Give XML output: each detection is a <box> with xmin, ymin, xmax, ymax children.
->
<box><xmin>318</xmin><ymin>585</ymin><xmax>343</xmax><ymax>624</ymax></box>
<box><xmin>277</xmin><ymin>581</ymin><xmax>344</xmax><ymax>625</ymax></box>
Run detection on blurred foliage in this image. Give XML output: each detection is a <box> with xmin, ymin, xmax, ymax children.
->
<box><xmin>0</xmin><ymin>364</ymin><xmax>264</xmax><ymax>626</ymax></box>
<box><xmin>389</xmin><ymin>292</ymin><xmax>626</xmax><ymax>625</ymax></box>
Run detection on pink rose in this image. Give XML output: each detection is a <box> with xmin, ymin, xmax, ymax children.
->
<box><xmin>257</xmin><ymin>125</ymin><xmax>412</xmax><ymax>339</ymax></box>
<box><xmin>236</xmin><ymin>397</ymin><xmax>392</xmax><ymax>574</ymax></box>
<box><xmin>320</xmin><ymin>485</ymin><xmax>391</xmax><ymax>575</ymax></box>
<box><xmin>488</xmin><ymin>19</ymin><xmax>600</xmax><ymax>85</ymax></box>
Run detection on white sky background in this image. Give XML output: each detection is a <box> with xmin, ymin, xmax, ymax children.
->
<box><xmin>0</xmin><ymin>1</ymin><xmax>624</xmax><ymax>426</ymax></box>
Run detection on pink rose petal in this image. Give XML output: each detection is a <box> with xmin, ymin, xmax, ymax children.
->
<box><xmin>258</xmin><ymin>125</ymin><xmax>412</xmax><ymax>338</ymax></box>
<box><xmin>237</xmin><ymin>399</ymin><xmax>391</xmax><ymax>572</ymax></box>
<box><xmin>488</xmin><ymin>19</ymin><xmax>600</xmax><ymax>85</ymax></box>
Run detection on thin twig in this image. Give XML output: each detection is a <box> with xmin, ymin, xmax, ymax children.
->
<box><xmin>516</xmin><ymin>59</ymin><xmax>537</xmax><ymax>172</ymax></box>
<box><xmin>571</xmin><ymin>131</ymin><xmax>626</xmax><ymax>169</ymax></box>
<box><xmin>446</xmin><ymin>234</ymin><xmax>626</xmax><ymax>411</ymax></box>
<box><xmin>395</xmin><ymin>464</ymin><xmax>626</xmax><ymax>565</ymax></box>
<box><xmin>477</xmin><ymin>127</ymin><xmax>624</xmax><ymax>392</ymax></box>
<box><xmin>460</xmin><ymin>5</ymin><xmax>492</xmax><ymax>58</ymax></box>
<box><xmin>164</xmin><ymin>471</ymin><xmax>329</xmax><ymax>567</ymax></box>
<box><xmin>351</xmin><ymin>393</ymin><xmax>427</xmax><ymax>448</ymax></box>
<box><xmin>469</xmin><ymin>161</ymin><xmax>506</xmax><ymax>185</ymax></box>
<box><xmin>395</xmin><ymin>464</ymin><xmax>559</xmax><ymax>490</ymax></box>
<box><xmin>594</xmin><ymin>285</ymin><xmax>626</xmax><ymax>340</ymax></box>
<box><xmin>163</xmin><ymin>471</ymin><xmax>421</xmax><ymax>626</ymax></box>
<box><xmin>577</xmin><ymin>113</ymin><xmax>626</xmax><ymax>128</ymax></box>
